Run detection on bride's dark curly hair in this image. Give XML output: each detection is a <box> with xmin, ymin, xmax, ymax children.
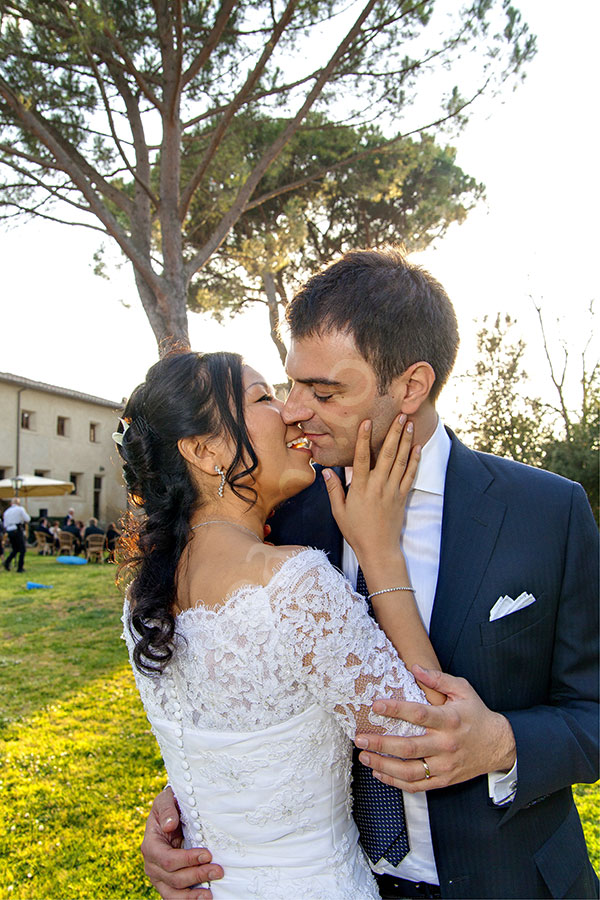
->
<box><xmin>116</xmin><ymin>350</ymin><xmax>258</xmax><ymax>675</ymax></box>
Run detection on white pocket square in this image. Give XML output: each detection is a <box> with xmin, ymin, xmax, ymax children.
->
<box><xmin>489</xmin><ymin>592</ymin><xmax>537</xmax><ymax>622</ymax></box>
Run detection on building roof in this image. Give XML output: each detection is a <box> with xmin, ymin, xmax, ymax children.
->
<box><xmin>0</xmin><ymin>372</ymin><xmax>121</xmax><ymax>409</ymax></box>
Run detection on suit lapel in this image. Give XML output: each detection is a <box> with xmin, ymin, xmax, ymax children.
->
<box><xmin>429</xmin><ymin>432</ymin><xmax>507</xmax><ymax>670</ymax></box>
<box><xmin>302</xmin><ymin>465</ymin><xmax>344</xmax><ymax>569</ymax></box>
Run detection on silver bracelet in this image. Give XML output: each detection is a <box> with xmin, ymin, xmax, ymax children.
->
<box><xmin>367</xmin><ymin>586</ymin><xmax>415</xmax><ymax>600</ymax></box>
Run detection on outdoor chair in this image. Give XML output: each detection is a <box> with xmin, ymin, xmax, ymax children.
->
<box><xmin>85</xmin><ymin>534</ymin><xmax>105</xmax><ymax>563</ymax></box>
<box><xmin>34</xmin><ymin>530</ymin><xmax>54</xmax><ymax>556</ymax></box>
<box><xmin>57</xmin><ymin>530</ymin><xmax>76</xmax><ymax>555</ymax></box>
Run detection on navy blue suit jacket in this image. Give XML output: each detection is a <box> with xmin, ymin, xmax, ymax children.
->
<box><xmin>269</xmin><ymin>430</ymin><xmax>599</xmax><ymax>899</ymax></box>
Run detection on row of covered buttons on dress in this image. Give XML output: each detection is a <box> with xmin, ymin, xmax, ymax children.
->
<box><xmin>165</xmin><ymin>670</ymin><xmax>205</xmax><ymax>847</ymax></box>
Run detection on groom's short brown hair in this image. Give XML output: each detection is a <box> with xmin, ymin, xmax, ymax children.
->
<box><xmin>285</xmin><ymin>246</ymin><xmax>459</xmax><ymax>400</ymax></box>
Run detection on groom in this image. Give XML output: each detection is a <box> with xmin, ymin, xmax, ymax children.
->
<box><xmin>139</xmin><ymin>248</ymin><xmax>598</xmax><ymax>899</ymax></box>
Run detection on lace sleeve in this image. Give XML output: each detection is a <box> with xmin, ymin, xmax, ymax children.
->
<box><xmin>268</xmin><ymin>549</ymin><xmax>427</xmax><ymax>740</ymax></box>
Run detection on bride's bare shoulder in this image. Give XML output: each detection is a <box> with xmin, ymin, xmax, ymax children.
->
<box><xmin>178</xmin><ymin>543</ymin><xmax>318</xmax><ymax>611</ymax></box>
<box><xmin>251</xmin><ymin>543</ymin><xmax>312</xmax><ymax>584</ymax></box>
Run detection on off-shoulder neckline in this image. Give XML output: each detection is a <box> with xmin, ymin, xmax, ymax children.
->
<box><xmin>175</xmin><ymin>546</ymin><xmax>326</xmax><ymax>621</ymax></box>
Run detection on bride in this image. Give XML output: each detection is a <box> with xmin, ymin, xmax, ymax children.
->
<box><xmin>117</xmin><ymin>349</ymin><xmax>443</xmax><ymax>899</ymax></box>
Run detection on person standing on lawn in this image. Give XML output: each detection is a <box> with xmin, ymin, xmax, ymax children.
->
<box><xmin>3</xmin><ymin>498</ymin><xmax>30</xmax><ymax>573</ymax></box>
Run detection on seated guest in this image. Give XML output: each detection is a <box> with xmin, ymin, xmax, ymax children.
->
<box><xmin>50</xmin><ymin>521</ymin><xmax>61</xmax><ymax>549</ymax></box>
<box><xmin>62</xmin><ymin>521</ymin><xmax>83</xmax><ymax>554</ymax></box>
<box><xmin>83</xmin><ymin>517</ymin><xmax>105</xmax><ymax>540</ymax></box>
<box><xmin>105</xmin><ymin>522</ymin><xmax>120</xmax><ymax>563</ymax></box>
<box><xmin>36</xmin><ymin>517</ymin><xmax>55</xmax><ymax>551</ymax></box>
<box><xmin>62</xmin><ymin>507</ymin><xmax>76</xmax><ymax>528</ymax></box>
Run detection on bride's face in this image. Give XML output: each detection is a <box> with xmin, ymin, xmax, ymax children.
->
<box><xmin>240</xmin><ymin>366</ymin><xmax>315</xmax><ymax>506</ymax></box>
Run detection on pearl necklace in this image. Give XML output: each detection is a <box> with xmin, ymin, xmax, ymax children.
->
<box><xmin>190</xmin><ymin>519</ymin><xmax>263</xmax><ymax>543</ymax></box>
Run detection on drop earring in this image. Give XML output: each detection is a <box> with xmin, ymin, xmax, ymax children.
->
<box><xmin>215</xmin><ymin>465</ymin><xmax>225</xmax><ymax>498</ymax></box>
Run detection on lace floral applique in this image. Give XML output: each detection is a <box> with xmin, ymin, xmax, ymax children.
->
<box><xmin>195</xmin><ymin>820</ymin><xmax>248</xmax><ymax>858</ymax></box>
<box><xmin>191</xmin><ymin>751</ymin><xmax>268</xmax><ymax>792</ymax></box>
<box><xmin>266</xmin><ymin>549</ymin><xmax>427</xmax><ymax>739</ymax></box>
<box><xmin>122</xmin><ymin>548</ymin><xmax>426</xmax><ymax>900</ymax></box>
<box><xmin>245</xmin><ymin>770</ymin><xmax>316</xmax><ymax>830</ymax></box>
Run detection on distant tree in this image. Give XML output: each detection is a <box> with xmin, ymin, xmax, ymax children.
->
<box><xmin>0</xmin><ymin>0</ymin><xmax>535</xmax><ymax>351</ymax></box>
<box><xmin>533</xmin><ymin>303</ymin><xmax>599</xmax><ymax>520</ymax></box>
<box><xmin>186</xmin><ymin>117</ymin><xmax>483</xmax><ymax>363</ymax></box>
<box><xmin>461</xmin><ymin>308</ymin><xmax>599</xmax><ymax>521</ymax></box>
<box><xmin>460</xmin><ymin>313</ymin><xmax>551</xmax><ymax>464</ymax></box>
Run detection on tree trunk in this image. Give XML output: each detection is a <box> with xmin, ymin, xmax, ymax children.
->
<box><xmin>133</xmin><ymin>270</ymin><xmax>190</xmax><ymax>353</ymax></box>
<box><xmin>262</xmin><ymin>270</ymin><xmax>288</xmax><ymax>367</ymax></box>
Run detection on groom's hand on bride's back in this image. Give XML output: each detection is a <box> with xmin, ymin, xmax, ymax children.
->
<box><xmin>141</xmin><ymin>787</ymin><xmax>224</xmax><ymax>899</ymax></box>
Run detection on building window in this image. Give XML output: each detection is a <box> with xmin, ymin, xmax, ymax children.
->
<box><xmin>21</xmin><ymin>410</ymin><xmax>34</xmax><ymax>429</ymax></box>
<box><xmin>89</xmin><ymin>422</ymin><xmax>99</xmax><ymax>443</ymax></box>
<box><xmin>34</xmin><ymin>469</ymin><xmax>50</xmax><ymax>478</ymax></box>
<box><xmin>57</xmin><ymin>416</ymin><xmax>70</xmax><ymax>437</ymax></box>
<box><xmin>0</xmin><ymin>469</ymin><xmax>5</xmax><ymax>480</ymax></box>
<box><xmin>93</xmin><ymin>475</ymin><xmax>102</xmax><ymax>519</ymax></box>
<box><xmin>69</xmin><ymin>472</ymin><xmax>80</xmax><ymax>495</ymax></box>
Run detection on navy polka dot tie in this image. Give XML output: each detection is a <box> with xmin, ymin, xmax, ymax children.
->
<box><xmin>352</xmin><ymin>565</ymin><xmax>410</xmax><ymax>865</ymax></box>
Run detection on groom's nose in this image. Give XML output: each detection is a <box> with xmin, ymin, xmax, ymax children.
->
<box><xmin>281</xmin><ymin>385</ymin><xmax>314</xmax><ymax>426</ymax></box>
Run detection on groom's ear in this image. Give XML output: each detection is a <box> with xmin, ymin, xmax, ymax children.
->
<box><xmin>393</xmin><ymin>361</ymin><xmax>436</xmax><ymax>414</ymax></box>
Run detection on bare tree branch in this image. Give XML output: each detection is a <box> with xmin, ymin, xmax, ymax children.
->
<box><xmin>0</xmin><ymin>80</ymin><xmax>137</xmax><ymax>217</ymax></box>
<box><xmin>179</xmin><ymin>0</ymin><xmax>300</xmax><ymax>219</ymax></box>
<box><xmin>243</xmin><ymin>82</ymin><xmax>489</xmax><ymax>213</ymax></box>
<box><xmin>0</xmin><ymin>76</ymin><xmax>168</xmax><ymax>301</ymax></box>
<box><xmin>181</xmin><ymin>0</ymin><xmax>238</xmax><ymax>87</ymax></box>
<box><xmin>58</xmin><ymin>1</ymin><xmax>158</xmax><ymax>208</ymax></box>
<box><xmin>99</xmin><ymin>25</ymin><xmax>164</xmax><ymax>110</ymax></box>
<box><xmin>181</xmin><ymin>67</ymin><xmax>323</xmax><ymax>130</ymax></box>
<box><xmin>0</xmin><ymin>201</ymin><xmax>108</xmax><ymax>232</ymax></box>
<box><xmin>184</xmin><ymin>0</ymin><xmax>384</xmax><ymax>282</ymax></box>
<box><xmin>533</xmin><ymin>300</ymin><xmax>572</xmax><ymax>438</ymax></box>
<box><xmin>0</xmin><ymin>161</ymin><xmax>96</xmax><ymax>216</ymax></box>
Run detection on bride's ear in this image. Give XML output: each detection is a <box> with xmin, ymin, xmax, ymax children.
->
<box><xmin>178</xmin><ymin>436</ymin><xmax>222</xmax><ymax>477</ymax></box>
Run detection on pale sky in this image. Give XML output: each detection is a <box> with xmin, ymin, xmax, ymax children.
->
<box><xmin>1</xmin><ymin>1</ymin><xmax>597</xmax><ymax>424</ymax></box>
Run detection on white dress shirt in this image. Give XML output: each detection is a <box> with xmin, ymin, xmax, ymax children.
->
<box><xmin>342</xmin><ymin>417</ymin><xmax>516</xmax><ymax>884</ymax></box>
<box><xmin>3</xmin><ymin>504</ymin><xmax>31</xmax><ymax>531</ymax></box>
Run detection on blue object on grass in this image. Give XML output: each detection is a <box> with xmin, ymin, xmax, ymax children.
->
<box><xmin>26</xmin><ymin>582</ymin><xmax>53</xmax><ymax>589</ymax></box>
<box><xmin>56</xmin><ymin>556</ymin><xmax>88</xmax><ymax>565</ymax></box>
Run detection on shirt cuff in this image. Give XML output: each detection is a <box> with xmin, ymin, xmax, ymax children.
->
<box><xmin>488</xmin><ymin>759</ymin><xmax>518</xmax><ymax>806</ymax></box>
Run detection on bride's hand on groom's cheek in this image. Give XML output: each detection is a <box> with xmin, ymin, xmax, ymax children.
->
<box><xmin>141</xmin><ymin>787</ymin><xmax>224</xmax><ymax>899</ymax></box>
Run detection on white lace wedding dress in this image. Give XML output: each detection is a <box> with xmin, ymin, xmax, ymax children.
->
<box><xmin>123</xmin><ymin>548</ymin><xmax>426</xmax><ymax>899</ymax></box>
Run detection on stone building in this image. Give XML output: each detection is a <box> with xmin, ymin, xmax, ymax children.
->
<box><xmin>0</xmin><ymin>372</ymin><xmax>126</xmax><ymax>525</ymax></box>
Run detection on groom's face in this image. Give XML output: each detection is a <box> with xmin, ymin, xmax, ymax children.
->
<box><xmin>283</xmin><ymin>331</ymin><xmax>404</xmax><ymax>468</ymax></box>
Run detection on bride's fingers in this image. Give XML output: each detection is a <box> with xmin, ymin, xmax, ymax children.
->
<box><xmin>372</xmin><ymin>413</ymin><xmax>407</xmax><ymax>481</ymax></box>
<box><xmin>397</xmin><ymin>444</ymin><xmax>421</xmax><ymax>500</ymax></box>
<box><xmin>322</xmin><ymin>468</ymin><xmax>345</xmax><ymax>523</ymax></box>
<box><xmin>388</xmin><ymin>419</ymin><xmax>415</xmax><ymax>488</ymax></box>
<box><xmin>350</xmin><ymin>419</ymin><xmax>372</xmax><ymax>489</ymax></box>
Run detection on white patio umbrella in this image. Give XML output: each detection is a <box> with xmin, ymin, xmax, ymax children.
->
<box><xmin>0</xmin><ymin>474</ymin><xmax>74</xmax><ymax>499</ymax></box>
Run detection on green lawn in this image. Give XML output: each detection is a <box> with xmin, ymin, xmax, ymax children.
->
<box><xmin>0</xmin><ymin>556</ymin><xmax>598</xmax><ymax>898</ymax></box>
<box><xmin>0</xmin><ymin>556</ymin><xmax>161</xmax><ymax>899</ymax></box>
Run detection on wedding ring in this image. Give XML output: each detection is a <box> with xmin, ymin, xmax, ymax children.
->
<box><xmin>421</xmin><ymin>758</ymin><xmax>432</xmax><ymax>779</ymax></box>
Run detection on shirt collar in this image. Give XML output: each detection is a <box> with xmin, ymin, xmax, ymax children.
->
<box><xmin>412</xmin><ymin>416</ymin><xmax>451</xmax><ymax>496</ymax></box>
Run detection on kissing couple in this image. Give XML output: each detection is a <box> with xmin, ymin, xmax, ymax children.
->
<box><xmin>118</xmin><ymin>247</ymin><xmax>598</xmax><ymax>899</ymax></box>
